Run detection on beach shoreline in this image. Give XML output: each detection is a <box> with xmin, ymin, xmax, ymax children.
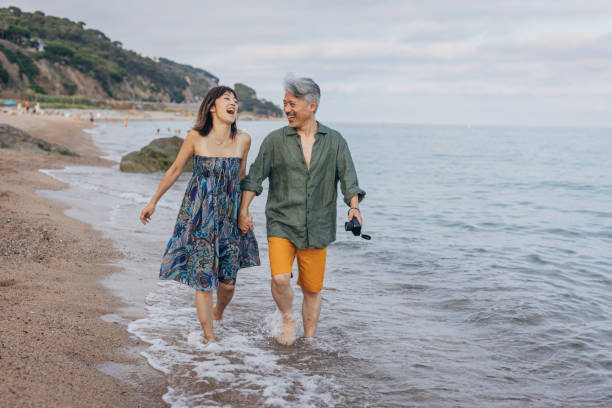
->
<box><xmin>0</xmin><ymin>112</ymin><xmax>168</xmax><ymax>407</ymax></box>
<box><xmin>1</xmin><ymin>106</ymin><xmax>282</xmax><ymax>123</ymax></box>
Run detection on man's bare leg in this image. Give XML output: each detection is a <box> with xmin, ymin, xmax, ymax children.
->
<box><xmin>302</xmin><ymin>289</ymin><xmax>321</xmax><ymax>338</ymax></box>
<box><xmin>271</xmin><ymin>273</ymin><xmax>295</xmax><ymax>345</ymax></box>
<box><xmin>195</xmin><ymin>290</ymin><xmax>215</xmax><ymax>342</ymax></box>
<box><xmin>213</xmin><ymin>282</ymin><xmax>235</xmax><ymax>320</ymax></box>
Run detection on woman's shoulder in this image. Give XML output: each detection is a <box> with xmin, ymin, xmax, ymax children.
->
<box><xmin>236</xmin><ymin>130</ymin><xmax>251</xmax><ymax>143</ymax></box>
<box><xmin>235</xmin><ymin>131</ymin><xmax>251</xmax><ymax>156</ymax></box>
<box><xmin>236</xmin><ymin>131</ymin><xmax>251</xmax><ymax>149</ymax></box>
<box><xmin>186</xmin><ymin>129</ymin><xmax>201</xmax><ymax>140</ymax></box>
<box><xmin>183</xmin><ymin>129</ymin><xmax>200</xmax><ymax>149</ymax></box>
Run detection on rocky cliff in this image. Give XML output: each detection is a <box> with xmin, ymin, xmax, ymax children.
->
<box><xmin>0</xmin><ymin>7</ymin><xmax>282</xmax><ymax>118</ymax></box>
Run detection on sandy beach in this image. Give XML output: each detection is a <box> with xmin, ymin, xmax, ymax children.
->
<box><xmin>0</xmin><ymin>113</ymin><xmax>168</xmax><ymax>407</ymax></box>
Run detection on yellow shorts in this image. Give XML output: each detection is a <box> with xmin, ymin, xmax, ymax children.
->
<box><xmin>268</xmin><ymin>237</ymin><xmax>327</xmax><ymax>293</ymax></box>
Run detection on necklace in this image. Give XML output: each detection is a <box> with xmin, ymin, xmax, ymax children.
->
<box><xmin>210</xmin><ymin>132</ymin><xmax>229</xmax><ymax>146</ymax></box>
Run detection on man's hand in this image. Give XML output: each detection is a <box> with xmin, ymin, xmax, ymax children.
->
<box><xmin>238</xmin><ymin>211</ymin><xmax>253</xmax><ymax>234</ymax></box>
<box><xmin>348</xmin><ymin>208</ymin><xmax>362</xmax><ymax>225</ymax></box>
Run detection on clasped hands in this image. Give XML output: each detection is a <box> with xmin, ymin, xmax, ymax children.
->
<box><xmin>238</xmin><ymin>211</ymin><xmax>254</xmax><ymax>234</ymax></box>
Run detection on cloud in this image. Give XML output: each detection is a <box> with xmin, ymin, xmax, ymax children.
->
<box><xmin>8</xmin><ymin>0</ymin><xmax>612</xmax><ymax>125</ymax></box>
<box><xmin>225</xmin><ymin>40</ymin><xmax>478</xmax><ymax>63</ymax></box>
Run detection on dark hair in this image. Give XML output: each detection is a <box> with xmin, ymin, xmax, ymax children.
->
<box><xmin>193</xmin><ymin>86</ymin><xmax>238</xmax><ymax>138</ymax></box>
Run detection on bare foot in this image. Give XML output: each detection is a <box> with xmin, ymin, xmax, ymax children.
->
<box><xmin>277</xmin><ymin>316</ymin><xmax>296</xmax><ymax>346</ymax></box>
<box><xmin>212</xmin><ymin>306</ymin><xmax>223</xmax><ymax>321</ymax></box>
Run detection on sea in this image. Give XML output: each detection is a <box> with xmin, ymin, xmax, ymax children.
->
<box><xmin>38</xmin><ymin>120</ymin><xmax>612</xmax><ymax>407</ymax></box>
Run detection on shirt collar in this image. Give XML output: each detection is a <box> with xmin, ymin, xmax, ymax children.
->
<box><xmin>286</xmin><ymin>121</ymin><xmax>329</xmax><ymax>136</ymax></box>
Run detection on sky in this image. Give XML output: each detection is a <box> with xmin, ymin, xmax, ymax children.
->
<box><xmin>8</xmin><ymin>1</ymin><xmax>612</xmax><ymax>126</ymax></box>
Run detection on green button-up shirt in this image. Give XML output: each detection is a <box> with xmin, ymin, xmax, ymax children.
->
<box><xmin>241</xmin><ymin>122</ymin><xmax>365</xmax><ymax>249</ymax></box>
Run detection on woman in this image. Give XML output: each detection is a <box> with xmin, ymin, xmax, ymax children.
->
<box><xmin>140</xmin><ymin>86</ymin><xmax>260</xmax><ymax>342</ymax></box>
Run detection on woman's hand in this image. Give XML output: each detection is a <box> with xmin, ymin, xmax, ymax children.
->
<box><xmin>139</xmin><ymin>132</ymin><xmax>194</xmax><ymax>226</ymax></box>
<box><xmin>140</xmin><ymin>202</ymin><xmax>156</xmax><ymax>225</ymax></box>
<box><xmin>238</xmin><ymin>211</ymin><xmax>253</xmax><ymax>234</ymax></box>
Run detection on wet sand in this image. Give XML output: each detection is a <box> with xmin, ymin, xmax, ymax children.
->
<box><xmin>0</xmin><ymin>112</ymin><xmax>168</xmax><ymax>407</ymax></box>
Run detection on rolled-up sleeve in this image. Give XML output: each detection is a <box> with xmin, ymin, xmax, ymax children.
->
<box><xmin>240</xmin><ymin>135</ymin><xmax>273</xmax><ymax>195</ymax></box>
<box><xmin>337</xmin><ymin>137</ymin><xmax>366</xmax><ymax>206</ymax></box>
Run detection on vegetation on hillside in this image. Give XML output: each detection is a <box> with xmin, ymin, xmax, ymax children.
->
<box><xmin>235</xmin><ymin>83</ymin><xmax>282</xmax><ymax>118</ymax></box>
<box><xmin>0</xmin><ymin>6</ymin><xmax>217</xmax><ymax>102</ymax></box>
<box><xmin>0</xmin><ymin>6</ymin><xmax>282</xmax><ymax>117</ymax></box>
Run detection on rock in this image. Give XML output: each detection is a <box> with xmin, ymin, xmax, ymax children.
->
<box><xmin>119</xmin><ymin>136</ymin><xmax>191</xmax><ymax>173</ymax></box>
<box><xmin>0</xmin><ymin>124</ymin><xmax>79</xmax><ymax>156</ymax></box>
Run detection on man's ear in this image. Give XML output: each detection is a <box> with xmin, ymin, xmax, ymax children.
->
<box><xmin>309</xmin><ymin>100</ymin><xmax>318</xmax><ymax>113</ymax></box>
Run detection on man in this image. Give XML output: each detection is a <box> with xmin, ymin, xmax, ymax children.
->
<box><xmin>238</xmin><ymin>75</ymin><xmax>365</xmax><ymax>345</ymax></box>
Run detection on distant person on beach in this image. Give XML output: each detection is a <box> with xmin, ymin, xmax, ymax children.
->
<box><xmin>239</xmin><ymin>75</ymin><xmax>365</xmax><ymax>345</ymax></box>
<box><xmin>140</xmin><ymin>86</ymin><xmax>260</xmax><ymax>342</ymax></box>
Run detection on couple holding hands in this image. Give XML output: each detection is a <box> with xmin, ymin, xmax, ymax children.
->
<box><xmin>140</xmin><ymin>75</ymin><xmax>365</xmax><ymax>346</ymax></box>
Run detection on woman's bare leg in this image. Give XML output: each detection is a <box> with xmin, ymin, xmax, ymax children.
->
<box><xmin>195</xmin><ymin>290</ymin><xmax>215</xmax><ymax>342</ymax></box>
<box><xmin>213</xmin><ymin>282</ymin><xmax>235</xmax><ymax>320</ymax></box>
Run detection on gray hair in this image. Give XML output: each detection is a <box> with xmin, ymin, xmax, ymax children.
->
<box><xmin>284</xmin><ymin>74</ymin><xmax>321</xmax><ymax>112</ymax></box>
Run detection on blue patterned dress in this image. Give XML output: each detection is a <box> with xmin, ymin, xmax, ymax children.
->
<box><xmin>159</xmin><ymin>155</ymin><xmax>260</xmax><ymax>291</ymax></box>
